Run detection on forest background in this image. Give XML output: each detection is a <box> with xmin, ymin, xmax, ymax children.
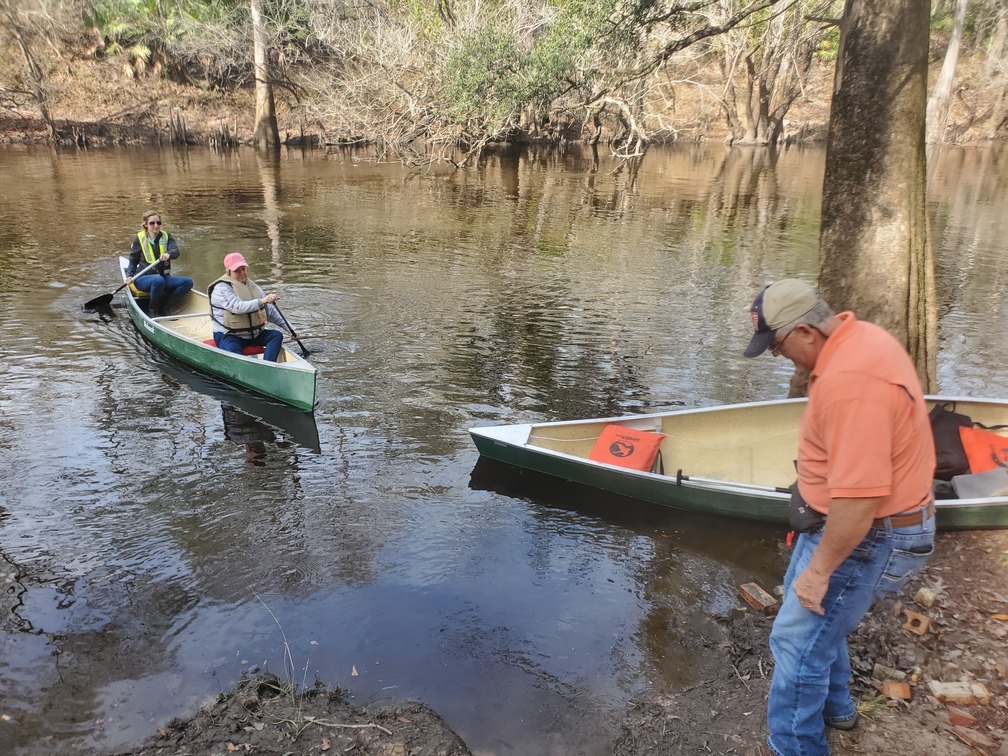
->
<box><xmin>2</xmin><ymin>0</ymin><xmax>1007</xmax><ymax>163</ymax></box>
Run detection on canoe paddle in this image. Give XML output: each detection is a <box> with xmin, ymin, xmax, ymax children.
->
<box><xmin>83</xmin><ymin>259</ymin><xmax>160</xmax><ymax>311</ymax></box>
<box><xmin>272</xmin><ymin>303</ymin><xmax>313</xmax><ymax>358</ymax></box>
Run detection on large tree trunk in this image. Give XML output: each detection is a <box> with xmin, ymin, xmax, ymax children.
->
<box><xmin>250</xmin><ymin>0</ymin><xmax>279</xmax><ymax>150</ymax></box>
<box><xmin>927</xmin><ymin>0</ymin><xmax>968</xmax><ymax>145</ymax></box>
<box><xmin>815</xmin><ymin>0</ymin><xmax>936</xmax><ymax>392</ymax></box>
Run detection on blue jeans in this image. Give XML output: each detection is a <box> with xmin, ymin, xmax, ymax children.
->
<box><xmin>214</xmin><ymin>329</ymin><xmax>284</xmax><ymax>362</ymax></box>
<box><xmin>133</xmin><ymin>273</ymin><xmax>193</xmax><ymax>310</ymax></box>
<box><xmin>766</xmin><ymin>506</ymin><xmax>935</xmax><ymax>755</ymax></box>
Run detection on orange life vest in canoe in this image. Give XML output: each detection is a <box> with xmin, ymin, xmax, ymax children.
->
<box><xmin>588</xmin><ymin>425</ymin><xmax>665</xmax><ymax>471</ymax></box>
<box><xmin>959</xmin><ymin>425</ymin><xmax>1008</xmax><ymax>473</ymax></box>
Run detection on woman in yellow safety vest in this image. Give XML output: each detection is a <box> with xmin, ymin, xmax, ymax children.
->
<box><xmin>124</xmin><ymin>210</ymin><xmax>194</xmax><ymax>317</ymax></box>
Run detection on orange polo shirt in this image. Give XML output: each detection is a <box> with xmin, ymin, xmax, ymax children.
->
<box><xmin>797</xmin><ymin>313</ymin><xmax>935</xmax><ymax>517</ymax></box>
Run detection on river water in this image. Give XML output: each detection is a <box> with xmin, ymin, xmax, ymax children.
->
<box><xmin>0</xmin><ymin>143</ymin><xmax>1006</xmax><ymax>754</ymax></box>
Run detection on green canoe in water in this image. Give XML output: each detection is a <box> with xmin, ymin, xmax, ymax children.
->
<box><xmin>469</xmin><ymin>396</ymin><xmax>1008</xmax><ymax>531</ymax></box>
<box><xmin>117</xmin><ymin>257</ymin><xmax>317</xmax><ymax>411</ymax></box>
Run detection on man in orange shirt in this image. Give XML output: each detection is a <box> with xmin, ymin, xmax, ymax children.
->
<box><xmin>743</xmin><ymin>279</ymin><xmax>936</xmax><ymax>756</ymax></box>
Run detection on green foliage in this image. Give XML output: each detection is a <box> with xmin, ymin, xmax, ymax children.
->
<box><xmin>804</xmin><ymin>2</ymin><xmax>845</xmax><ymax>65</ymax></box>
<box><xmin>573</xmin><ymin>0</ymin><xmax>636</xmax><ymax>61</ymax></box>
<box><xmin>442</xmin><ymin>29</ymin><xmax>519</xmax><ymax>129</ymax></box>
<box><xmin>440</xmin><ymin>0</ymin><xmax>619</xmax><ymax>134</ymax></box>
<box><xmin>84</xmin><ymin>0</ymin><xmax>241</xmax><ymax>41</ymax></box>
<box><xmin>441</xmin><ymin>28</ymin><xmax>584</xmax><ymax>132</ymax></box>
<box><xmin>83</xmin><ymin>0</ymin><xmax>249</xmax><ymax>83</ymax></box>
<box><xmin>930</xmin><ymin>0</ymin><xmax>964</xmax><ymax>35</ymax></box>
<box><xmin>82</xmin><ymin>0</ymin><xmax>159</xmax><ymax>53</ymax></box>
<box><xmin>385</xmin><ymin>0</ymin><xmax>445</xmax><ymax>41</ymax></box>
<box><xmin>815</xmin><ymin>22</ymin><xmax>841</xmax><ymax>63</ymax></box>
<box><xmin>930</xmin><ymin>0</ymin><xmax>992</xmax><ymax>47</ymax></box>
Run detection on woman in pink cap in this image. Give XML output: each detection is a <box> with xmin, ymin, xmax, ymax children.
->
<box><xmin>207</xmin><ymin>252</ymin><xmax>293</xmax><ymax>362</ymax></box>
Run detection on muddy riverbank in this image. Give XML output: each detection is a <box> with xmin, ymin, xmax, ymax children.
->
<box><xmin>98</xmin><ymin>529</ymin><xmax>1008</xmax><ymax>755</ymax></box>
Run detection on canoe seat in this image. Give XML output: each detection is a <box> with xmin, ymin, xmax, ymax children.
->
<box><xmin>203</xmin><ymin>338</ymin><xmax>265</xmax><ymax>356</ymax></box>
<box><xmin>121</xmin><ymin>268</ymin><xmax>150</xmax><ymax>298</ymax></box>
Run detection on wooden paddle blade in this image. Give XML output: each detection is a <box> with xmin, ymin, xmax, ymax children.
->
<box><xmin>83</xmin><ymin>293</ymin><xmax>114</xmax><ymax>311</ymax></box>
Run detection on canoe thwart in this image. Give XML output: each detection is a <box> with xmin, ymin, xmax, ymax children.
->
<box><xmin>676</xmin><ymin>468</ymin><xmax>792</xmax><ymax>494</ymax></box>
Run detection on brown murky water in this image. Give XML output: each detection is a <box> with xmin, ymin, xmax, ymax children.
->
<box><xmin>0</xmin><ymin>142</ymin><xmax>1006</xmax><ymax>754</ymax></box>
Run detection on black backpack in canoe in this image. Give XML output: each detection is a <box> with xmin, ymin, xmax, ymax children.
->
<box><xmin>929</xmin><ymin>402</ymin><xmax>973</xmax><ymax>480</ymax></box>
<box><xmin>930</xmin><ymin>402</ymin><xmax>1008</xmax><ymax>481</ymax></box>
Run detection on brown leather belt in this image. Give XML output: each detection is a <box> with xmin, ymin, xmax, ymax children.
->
<box><xmin>872</xmin><ymin>500</ymin><xmax>934</xmax><ymax>529</ymax></box>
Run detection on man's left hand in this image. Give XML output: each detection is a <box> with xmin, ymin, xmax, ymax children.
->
<box><xmin>793</xmin><ymin>566</ymin><xmax>830</xmax><ymax>615</ymax></box>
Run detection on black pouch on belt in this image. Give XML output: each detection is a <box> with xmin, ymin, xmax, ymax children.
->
<box><xmin>789</xmin><ymin>483</ymin><xmax>826</xmax><ymax>533</ymax></box>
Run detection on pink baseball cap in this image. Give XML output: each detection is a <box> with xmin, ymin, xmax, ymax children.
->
<box><xmin>224</xmin><ymin>252</ymin><xmax>249</xmax><ymax>272</ymax></box>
